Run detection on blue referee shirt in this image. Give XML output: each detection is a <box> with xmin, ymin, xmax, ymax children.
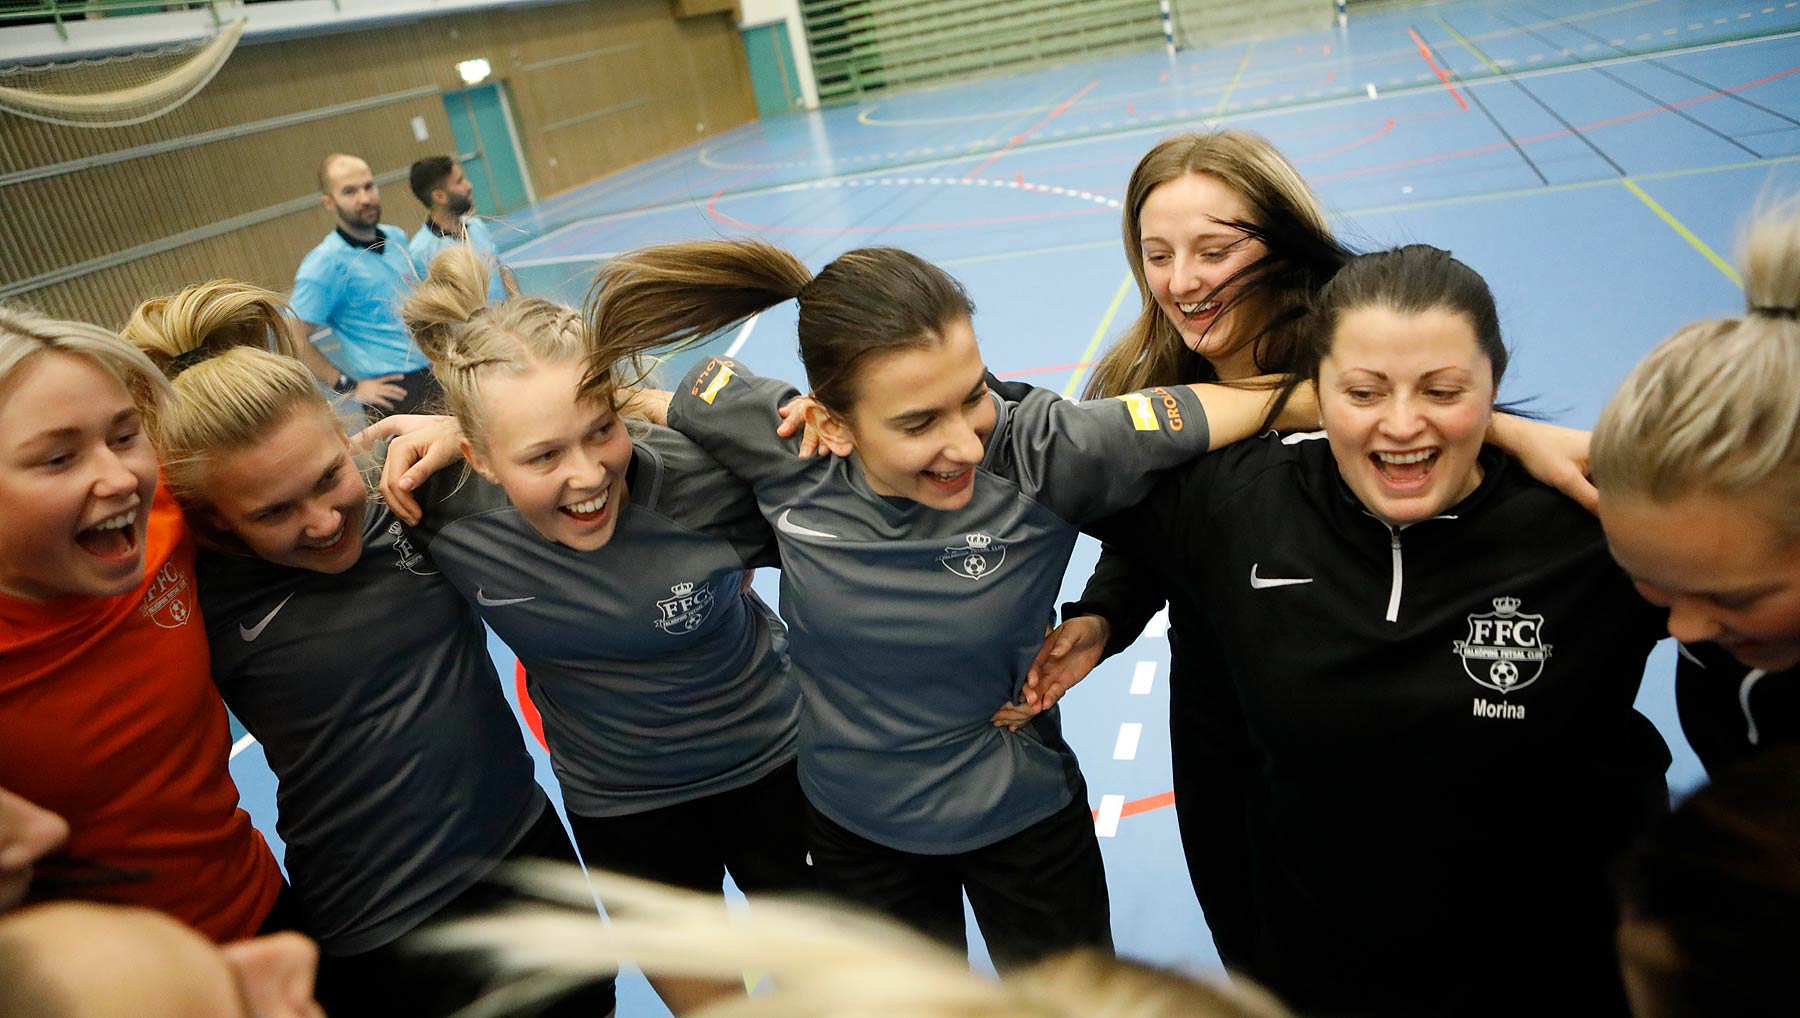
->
<box><xmin>291</xmin><ymin>225</ymin><xmax>427</xmax><ymax>378</ymax></box>
<box><xmin>409</xmin><ymin>217</ymin><xmax>508</xmax><ymax>303</ymax></box>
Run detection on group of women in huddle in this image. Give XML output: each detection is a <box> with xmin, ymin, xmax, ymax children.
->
<box><xmin>1</xmin><ymin>127</ymin><xmax>1795</xmax><ymax>1018</ymax></box>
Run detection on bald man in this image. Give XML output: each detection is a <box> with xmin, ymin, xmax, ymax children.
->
<box><xmin>289</xmin><ymin>154</ymin><xmax>436</xmax><ymax>419</ymax></box>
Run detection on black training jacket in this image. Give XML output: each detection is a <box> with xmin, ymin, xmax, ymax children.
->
<box><xmin>1675</xmin><ymin>641</ymin><xmax>1800</xmax><ymax>775</ymax></box>
<box><xmin>1089</xmin><ymin>434</ymin><xmax>1671</xmax><ymax>1017</ymax></box>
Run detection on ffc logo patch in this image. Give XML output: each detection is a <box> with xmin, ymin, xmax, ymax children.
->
<box><xmin>940</xmin><ymin>532</ymin><xmax>1006</xmax><ymax>581</ymax></box>
<box><xmin>1452</xmin><ymin>596</ymin><xmax>1553</xmax><ymax>694</ymax></box>
<box><xmin>140</xmin><ymin>561</ymin><xmax>194</xmax><ymax>630</ymax></box>
<box><xmin>1116</xmin><ymin>387</ymin><xmax>1184</xmax><ymax>432</ymax></box>
<box><xmin>690</xmin><ymin>358</ymin><xmax>736</xmax><ymax>405</ymax></box>
<box><xmin>654</xmin><ymin>580</ymin><xmax>715</xmax><ymax>634</ymax></box>
<box><xmin>386</xmin><ymin>522</ymin><xmax>438</xmax><ymax>576</ymax></box>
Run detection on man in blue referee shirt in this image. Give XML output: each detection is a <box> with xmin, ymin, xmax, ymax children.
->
<box><xmin>289</xmin><ymin>153</ymin><xmax>434</xmax><ymax>419</ymax></box>
<box><xmin>408</xmin><ymin>155</ymin><xmax>509</xmax><ymax>304</ymax></box>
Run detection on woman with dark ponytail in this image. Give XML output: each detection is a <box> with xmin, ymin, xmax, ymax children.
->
<box><xmin>558</xmin><ymin>236</ymin><xmax>1316</xmax><ymax>969</ymax></box>
<box><xmin>122</xmin><ymin>281</ymin><xmax>606</xmax><ymax>1018</ymax></box>
<box><xmin>1081</xmin><ymin>244</ymin><xmax>1672</xmax><ymax>1016</ymax></box>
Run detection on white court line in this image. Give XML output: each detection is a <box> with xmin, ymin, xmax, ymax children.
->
<box><xmin>1145</xmin><ymin>607</ymin><xmax>1169</xmax><ymax>638</ymax></box>
<box><xmin>1130</xmin><ymin>660</ymin><xmax>1157</xmax><ymax>695</ymax></box>
<box><xmin>230</xmin><ymin>733</ymin><xmax>258</xmax><ymax>760</ymax></box>
<box><xmin>1113</xmin><ymin>722</ymin><xmax>1143</xmax><ymax>761</ymax></box>
<box><xmin>1094</xmin><ymin>794</ymin><xmax>1125</xmax><ymax>838</ymax></box>
<box><xmin>726</xmin><ymin>313</ymin><xmax>760</xmax><ymax>358</ymax></box>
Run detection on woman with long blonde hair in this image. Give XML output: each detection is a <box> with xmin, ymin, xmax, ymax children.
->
<box><xmin>122</xmin><ymin>281</ymin><xmax>605</xmax><ymax>1018</ymax></box>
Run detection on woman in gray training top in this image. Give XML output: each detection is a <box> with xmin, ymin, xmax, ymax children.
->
<box><xmin>122</xmin><ymin>282</ymin><xmax>613</xmax><ymax>1018</ymax></box>
<box><xmin>398</xmin><ymin>248</ymin><xmax>811</xmax><ymax>1017</ymax></box>
<box><xmin>551</xmin><ymin>238</ymin><xmax>1315</xmax><ymax>969</ymax></box>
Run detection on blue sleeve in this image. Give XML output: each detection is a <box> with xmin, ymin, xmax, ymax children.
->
<box><xmin>290</xmin><ymin>247</ymin><xmax>343</xmax><ymax>327</ymax></box>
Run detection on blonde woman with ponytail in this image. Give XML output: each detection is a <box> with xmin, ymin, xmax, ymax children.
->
<box><xmin>0</xmin><ymin>305</ymin><xmax>285</xmax><ymax>943</ymax></box>
<box><xmin>122</xmin><ymin>281</ymin><xmax>608</xmax><ymax>1018</ymax></box>
<box><xmin>399</xmin><ymin>246</ymin><xmax>811</xmax><ymax>1017</ymax></box>
<box><xmin>1594</xmin><ymin>199</ymin><xmax>1800</xmax><ymax>775</ymax></box>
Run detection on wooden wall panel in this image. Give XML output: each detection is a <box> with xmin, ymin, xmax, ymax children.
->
<box><xmin>1</xmin><ymin>0</ymin><xmax>755</xmax><ymax>327</ymax></box>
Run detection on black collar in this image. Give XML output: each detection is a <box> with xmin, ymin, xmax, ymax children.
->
<box><xmin>336</xmin><ymin>226</ymin><xmax>387</xmax><ymax>252</ymax></box>
<box><xmin>425</xmin><ymin>217</ymin><xmax>461</xmax><ymax>239</ymax></box>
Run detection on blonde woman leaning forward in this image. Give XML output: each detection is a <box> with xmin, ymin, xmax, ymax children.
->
<box><xmin>122</xmin><ymin>281</ymin><xmax>607</xmax><ymax>1018</ymax></box>
<box><xmin>1593</xmin><ymin>199</ymin><xmax>1800</xmax><ymax>775</ymax></box>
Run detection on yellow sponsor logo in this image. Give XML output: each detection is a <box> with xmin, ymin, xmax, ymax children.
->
<box><xmin>698</xmin><ymin>363</ymin><xmax>736</xmax><ymax>404</ymax></box>
<box><xmin>1118</xmin><ymin>391</ymin><xmax>1159</xmax><ymax>431</ymax></box>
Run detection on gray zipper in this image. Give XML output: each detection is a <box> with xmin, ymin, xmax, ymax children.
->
<box><xmin>1386</xmin><ymin>527</ymin><xmax>1404</xmax><ymax>623</ymax></box>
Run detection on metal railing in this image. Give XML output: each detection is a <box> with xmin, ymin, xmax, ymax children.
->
<box><xmin>0</xmin><ymin>1</ymin><xmax>227</xmax><ymax>39</ymax></box>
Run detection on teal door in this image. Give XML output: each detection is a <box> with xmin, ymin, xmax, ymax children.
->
<box><xmin>442</xmin><ymin>82</ymin><xmax>533</xmax><ymax>215</ymax></box>
<box><xmin>743</xmin><ymin>21</ymin><xmax>803</xmax><ymax>118</ymax></box>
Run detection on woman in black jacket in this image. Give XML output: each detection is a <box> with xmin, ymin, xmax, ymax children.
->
<box><xmin>1073</xmin><ymin>246</ymin><xmax>1670</xmax><ymax>1017</ymax></box>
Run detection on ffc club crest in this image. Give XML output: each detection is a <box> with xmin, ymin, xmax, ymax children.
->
<box><xmin>386</xmin><ymin>522</ymin><xmax>438</xmax><ymax>576</ymax></box>
<box><xmin>1452</xmin><ymin>596</ymin><xmax>1554</xmax><ymax>694</ymax></box>
<box><xmin>654</xmin><ymin>580</ymin><xmax>714</xmax><ymax>634</ymax></box>
<box><xmin>940</xmin><ymin>532</ymin><xmax>1006</xmax><ymax>581</ymax></box>
<box><xmin>140</xmin><ymin>561</ymin><xmax>194</xmax><ymax>629</ymax></box>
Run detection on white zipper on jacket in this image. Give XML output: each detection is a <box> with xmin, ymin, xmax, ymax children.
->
<box><xmin>1386</xmin><ymin>528</ymin><xmax>1403</xmax><ymax>623</ymax></box>
<box><xmin>1740</xmin><ymin>669</ymin><xmax>1770</xmax><ymax>745</ymax></box>
<box><xmin>1371</xmin><ymin>514</ymin><xmax>1457</xmax><ymax>624</ymax></box>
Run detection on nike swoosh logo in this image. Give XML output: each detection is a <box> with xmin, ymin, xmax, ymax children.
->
<box><xmin>240</xmin><ymin>592</ymin><xmax>296</xmax><ymax>642</ymax></box>
<box><xmin>1249</xmin><ymin>564</ymin><xmax>1313</xmax><ymax>590</ymax></box>
<box><xmin>476</xmin><ymin>589</ymin><xmax>537</xmax><ymax>607</ymax></box>
<box><xmin>776</xmin><ymin>509</ymin><xmax>838</xmax><ymax>540</ymax></box>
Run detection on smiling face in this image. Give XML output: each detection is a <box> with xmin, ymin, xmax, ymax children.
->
<box><xmin>200</xmin><ymin>408</ymin><xmax>367</xmax><ymax>574</ymax></box>
<box><xmin>1321</xmin><ymin>305</ymin><xmax>1495</xmax><ymax>528</ymax></box>
<box><xmin>464</xmin><ymin>358</ymin><xmax>633</xmax><ymax>551</ymax></box>
<box><xmin>1600</xmin><ymin>491</ymin><xmax>1800</xmax><ymax>670</ymax></box>
<box><xmin>830</xmin><ymin>317</ymin><xmax>995</xmax><ymax>511</ymax></box>
<box><xmin>0</xmin><ymin>352</ymin><xmax>160</xmax><ymax>602</ymax></box>
<box><xmin>1137</xmin><ymin>172</ymin><xmax>1268</xmax><ymax>381</ymax></box>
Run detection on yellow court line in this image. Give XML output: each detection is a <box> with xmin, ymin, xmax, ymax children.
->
<box><xmin>1436</xmin><ymin>14</ymin><xmax>1504</xmax><ymax>75</ymax></box>
<box><xmin>1215</xmin><ymin>41</ymin><xmax>1258</xmax><ymax>116</ymax></box>
<box><xmin>1063</xmin><ymin>274</ymin><xmax>1137</xmax><ymax>398</ymax></box>
<box><xmin>1621</xmin><ymin>177</ymin><xmax>1743</xmax><ymax>287</ymax></box>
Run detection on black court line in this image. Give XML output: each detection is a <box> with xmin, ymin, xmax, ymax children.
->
<box><xmin>1440</xmin><ymin>12</ymin><xmax>1629</xmax><ymax>177</ymax></box>
<box><xmin>1499</xmin><ymin>10</ymin><xmax>1764</xmax><ymax>160</ymax></box>
<box><xmin>1519</xmin><ymin>2</ymin><xmax>1800</xmax><ymax>132</ymax></box>
<box><xmin>1412</xmin><ymin>23</ymin><xmax>1550</xmax><ymax>187</ymax></box>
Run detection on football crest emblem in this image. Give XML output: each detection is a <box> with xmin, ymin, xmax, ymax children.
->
<box><xmin>1452</xmin><ymin>596</ymin><xmax>1553</xmax><ymax>694</ymax></box>
<box><xmin>386</xmin><ymin>521</ymin><xmax>438</xmax><ymax>576</ymax></box>
<box><xmin>940</xmin><ymin>532</ymin><xmax>1006</xmax><ymax>581</ymax></box>
<box><xmin>654</xmin><ymin>580</ymin><xmax>714</xmax><ymax>634</ymax></box>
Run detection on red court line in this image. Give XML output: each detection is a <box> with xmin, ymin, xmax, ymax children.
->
<box><xmin>1408</xmin><ymin>27</ymin><xmax>1469</xmax><ymax>111</ymax></box>
<box><xmin>965</xmin><ymin>79</ymin><xmax>1101</xmax><ymax>179</ymax></box>
<box><xmin>514</xmin><ymin>661</ymin><xmax>548</xmax><ymax>751</ymax></box>
<box><xmin>1292</xmin><ymin>118</ymin><xmax>1397</xmax><ymax>165</ymax></box>
<box><xmin>1312</xmin><ymin>64</ymin><xmax>1800</xmax><ymax>184</ymax></box>
<box><xmin>1090</xmin><ymin>790</ymin><xmax>1177</xmax><ymax>823</ymax></box>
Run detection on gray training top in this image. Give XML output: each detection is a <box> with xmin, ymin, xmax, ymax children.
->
<box><xmin>199</xmin><ymin>495</ymin><xmax>544</xmax><ymax>956</ymax></box>
<box><xmin>408</xmin><ymin>424</ymin><xmax>801</xmax><ymax>819</ymax></box>
<box><xmin>667</xmin><ymin>357</ymin><xmax>1212</xmax><ymax>854</ymax></box>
